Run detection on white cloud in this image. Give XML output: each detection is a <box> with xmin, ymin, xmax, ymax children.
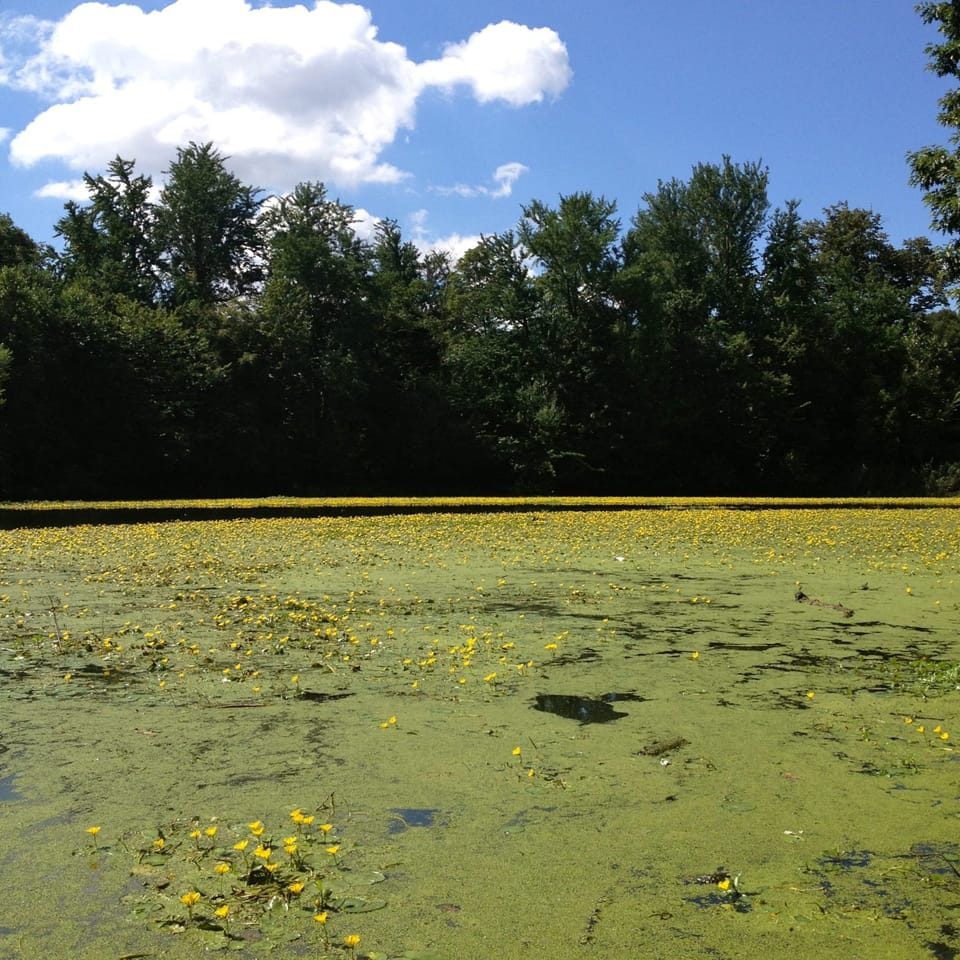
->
<box><xmin>33</xmin><ymin>178</ymin><xmax>90</xmax><ymax>201</ymax></box>
<box><xmin>425</xmin><ymin>232</ymin><xmax>483</xmax><ymax>263</ymax></box>
<box><xmin>407</xmin><ymin>207</ymin><xmax>479</xmax><ymax>263</ymax></box>
<box><xmin>418</xmin><ymin>21</ymin><xmax>571</xmax><ymax>106</ymax></box>
<box><xmin>1</xmin><ymin>1</ymin><xmax>571</xmax><ymax>196</ymax></box>
<box><xmin>433</xmin><ymin>161</ymin><xmax>529</xmax><ymax>199</ymax></box>
<box><xmin>350</xmin><ymin>206</ymin><xmax>380</xmax><ymax>243</ymax></box>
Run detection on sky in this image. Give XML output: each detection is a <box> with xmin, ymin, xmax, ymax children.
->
<box><xmin>0</xmin><ymin>0</ymin><xmax>951</xmax><ymax>259</ymax></box>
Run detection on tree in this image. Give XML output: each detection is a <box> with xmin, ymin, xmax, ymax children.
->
<box><xmin>54</xmin><ymin>156</ymin><xmax>160</xmax><ymax>303</ymax></box>
<box><xmin>236</xmin><ymin>181</ymin><xmax>373</xmax><ymax>488</ymax></box>
<box><xmin>621</xmin><ymin>158</ymin><xmax>771</xmax><ymax>490</ymax></box>
<box><xmin>908</xmin><ymin>2</ymin><xmax>960</xmax><ymax>258</ymax></box>
<box><xmin>515</xmin><ymin>193</ymin><xmax>624</xmax><ymax>487</ymax></box>
<box><xmin>0</xmin><ymin>213</ymin><xmax>42</xmax><ymax>269</ymax></box>
<box><xmin>155</xmin><ymin>142</ymin><xmax>263</xmax><ymax>308</ymax></box>
<box><xmin>441</xmin><ymin>232</ymin><xmax>547</xmax><ymax>486</ymax></box>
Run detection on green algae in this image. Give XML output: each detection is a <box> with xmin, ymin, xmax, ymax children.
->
<box><xmin>0</xmin><ymin>508</ymin><xmax>959</xmax><ymax>959</ymax></box>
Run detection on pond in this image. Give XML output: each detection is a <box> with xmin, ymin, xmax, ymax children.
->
<box><xmin>0</xmin><ymin>508</ymin><xmax>958</xmax><ymax>959</ymax></box>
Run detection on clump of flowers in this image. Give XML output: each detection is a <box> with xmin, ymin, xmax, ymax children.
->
<box><xmin>121</xmin><ymin>801</ymin><xmax>380</xmax><ymax>949</ymax></box>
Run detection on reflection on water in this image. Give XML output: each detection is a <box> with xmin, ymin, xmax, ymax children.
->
<box><xmin>0</xmin><ymin>774</ymin><xmax>20</xmax><ymax>802</ymax></box>
<box><xmin>532</xmin><ymin>693</ymin><xmax>636</xmax><ymax>723</ymax></box>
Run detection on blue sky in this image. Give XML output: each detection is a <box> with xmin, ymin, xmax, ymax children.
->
<box><xmin>0</xmin><ymin>0</ymin><xmax>950</xmax><ymax>256</ymax></box>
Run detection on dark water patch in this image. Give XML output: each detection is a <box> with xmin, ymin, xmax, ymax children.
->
<box><xmin>71</xmin><ymin>663</ymin><xmax>138</xmax><ymax>684</ymax></box>
<box><xmin>388</xmin><ymin>808</ymin><xmax>441</xmax><ymax>834</ymax></box>
<box><xmin>818</xmin><ymin>849</ymin><xmax>873</xmax><ymax>870</ymax></box>
<box><xmin>299</xmin><ymin>690</ymin><xmax>353</xmax><ymax>703</ymax></box>
<box><xmin>925</xmin><ymin>942</ymin><xmax>959</xmax><ymax>960</ymax></box>
<box><xmin>856</xmin><ymin>621</ymin><xmax>935</xmax><ymax>634</ymax></box>
<box><xmin>0</xmin><ymin>773</ymin><xmax>21</xmax><ymax>801</ymax></box>
<box><xmin>532</xmin><ymin>693</ymin><xmax>630</xmax><ymax>723</ymax></box>
<box><xmin>857</xmin><ymin>646</ymin><xmax>931</xmax><ymax>661</ymax></box>
<box><xmin>549</xmin><ymin>647</ymin><xmax>602</xmax><ymax>666</ymax></box>
<box><xmin>911</xmin><ymin>843</ymin><xmax>960</xmax><ymax>878</ymax></box>
<box><xmin>706</xmin><ymin>641</ymin><xmax>784</xmax><ymax>652</ymax></box>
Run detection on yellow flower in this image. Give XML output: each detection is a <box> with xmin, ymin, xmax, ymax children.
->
<box><xmin>204</xmin><ymin>826</ymin><xmax>217</xmax><ymax>838</ymax></box>
<box><xmin>389</xmin><ymin>715</ymin><xmax>397</xmax><ymax>725</ymax></box>
<box><xmin>544</xmin><ymin>642</ymin><xmax>558</xmax><ymax>651</ymax></box>
<box><xmin>805</xmin><ymin>691</ymin><xmax>815</xmax><ymax>699</ymax></box>
<box><xmin>189</xmin><ymin>829</ymin><xmax>201</xmax><ymax>840</ymax></box>
<box><xmin>288</xmin><ymin>881</ymin><xmax>305</xmax><ymax>894</ymax></box>
<box><xmin>214</xmin><ymin>905</ymin><xmax>230</xmax><ymax>919</ymax></box>
<box><xmin>249</xmin><ymin>820</ymin><xmax>264</xmax><ymax>835</ymax></box>
<box><xmin>290</xmin><ymin>808</ymin><xmax>303</xmax><ymax>823</ymax></box>
<box><xmin>512</xmin><ymin>746</ymin><xmax>522</xmax><ymax>756</ymax></box>
<box><xmin>917</xmin><ymin>725</ymin><xmax>926</xmax><ymax>733</ymax></box>
<box><xmin>319</xmin><ymin>823</ymin><xmax>333</xmax><ymax>835</ymax></box>
<box><xmin>180</xmin><ymin>891</ymin><xmax>201</xmax><ymax>907</ymax></box>
<box><xmin>314</xmin><ymin>911</ymin><xmax>328</xmax><ymax>924</ymax></box>
<box><xmin>86</xmin><ymin>826</ymin><xmax>101</xmax><ymax>836</ymax></box>
<box><xmin>343</xmin><ymin>934</ymin><xmax>361</xmax><ymax>949</ymax></box>
<box><xmin>941</xmin><ymin>731</ymin><xmax>950</xmax><ymax>741</ymax></box>
<box><xmin>291</xmin><ymin>674</ymin><xmax>299</xmax><ymax>683</ymax></box>
<box><xmin>326</xmin><ymin>845</ymin><xmax>340</xmax><ymax>856</ymax></box>
<box><xmin>214</xmin><ymin>862</ymin><xmax>230</xmax><ymax>876</ymax></box>
<box><xmin>285</xmin><ymin>843</ymin><xmax>298</xmax><ymax>855</ymax></box>
<box><xmin>153</xmin><ymin>838</ymin><xmax>165</xmax><ymax>850</ymax></box>
<box><xmin>690</xmin><ymin>651</ymin><xmax>699</xmax><ymax>660</ymax></box>
<box><xmin>233</xmin><ymin>839</ymin><xmax>249</xmax><ymax>851</ymax></box>
<box><xmin>483</xmin><ymin>672</ymin><xmax>497</xmax><ymax>682</ymax></box>
<box><xmin>717</xmin><ymin>878</ymin><xmax>731</xmax><ymax>892</ymax></box>
<box><xmin>253</xmin><ymin>845</ymin><xmax>272</xmax><ymax>860</ymax></box>
<box><xmin>263</xmin><ymin>862</ymin><xmax>279</xmax><ymax>873</ymax></box>
<box><xmin>301</xmin><ymin>815</ymin><xmax>315</xmax><ymax>826</ymax></box>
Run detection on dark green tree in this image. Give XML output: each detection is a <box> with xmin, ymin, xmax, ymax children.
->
<box><xmin>622</xmin><ymin>158</ymin><xmax>771</xmax><ymax>490</ymax></box>
<box><xmin>155</xmin><ymin>142</ymin><xmax>263</xmax><ymax>308</ymax></box>
<box><xmin>0</xmin><ymin>213</ymin><xmax>42</xmax><ymax>269</ymax></box>
<box><xmin>225</xmin><ymin>182</ymin><xmax>373</xmax><ymax>489</ymax></box>
<box><xmin>516</xmin><ymin>192</ymin><xmax>624</xmax><ymax>487</ymax></box>
<box><xmin>54</xmin><ymin>156</ymin><xmax>160</xmax><ymax>303</ymax></box>
<box><xmin>908</xmin><ymin>2</ymin><xmax>960</xmax><ymax>258</ymax></box>
<box><xmin>441</xmin><ymin>231</ymin><xmax>543</xmax><ymax>485</ymax></box>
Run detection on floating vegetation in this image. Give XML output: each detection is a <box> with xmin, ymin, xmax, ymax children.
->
<box><xmin>0</xmin><ymin>505</ymin><xmax>958</xmax><ymax>959</ymax></box>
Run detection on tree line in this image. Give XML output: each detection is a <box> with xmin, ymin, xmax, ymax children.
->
<box><xmin>0</xmin><ymin>141</ymin><xmax>959</xmax><ymax>499</ymax></box>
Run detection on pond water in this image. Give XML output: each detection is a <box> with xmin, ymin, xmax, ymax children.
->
<box><xmin>0</xmin><ymin>508</ymin><xmax>958</xmax><ymax>959</ymax></box>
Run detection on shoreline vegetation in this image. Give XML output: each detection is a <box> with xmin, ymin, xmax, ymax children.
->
<box><xmin>0</xmin><ymin>495</ymin><xmax>959</xmax><ymax>529</ymax></box>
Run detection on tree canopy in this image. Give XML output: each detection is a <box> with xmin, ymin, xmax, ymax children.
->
<box><xmin>1</xmin><ymin>6</ymin><xmax>959</xmax><ymax>500</ymax></box>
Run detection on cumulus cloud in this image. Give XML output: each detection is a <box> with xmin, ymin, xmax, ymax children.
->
<box><xmin>433</xmin><ymin>161</ymin><xmax>529</xmax><ymax>199</ymax></box>
<box><xmin>33</xmin><ymin>178</ymin><xmax>90</xmax><ymax>201</ymax></box>
<box><xmin>350</xmin><ymin>206</ymin><xmax>380</xmax><ymax>243</ymax></box>
<box><xmin>0</xmin><ymin>1</ymin><xmax>571</xmax><ymax>195</ymax></box>
<box><xmin>417</xmin><ymin>21</ymin><xmax>571</xmax><ymax>106</ymax></box>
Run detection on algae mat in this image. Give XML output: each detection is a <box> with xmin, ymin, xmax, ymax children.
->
<box><xmin>1</xmin><ymin>508</ymin><xmax>959</xmax><ymax>959</ymax></box>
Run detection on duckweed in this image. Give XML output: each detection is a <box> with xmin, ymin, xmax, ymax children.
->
<box><xmin>0</xmin><ymin>505</ymin><xmax>958</xmax><ymax>959</ymax></box>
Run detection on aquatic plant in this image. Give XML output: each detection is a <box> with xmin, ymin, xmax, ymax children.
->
<box><xmin>117</xmin><ymin>807</ymin><xmax>382</xmax><ymax>949</ymax></box>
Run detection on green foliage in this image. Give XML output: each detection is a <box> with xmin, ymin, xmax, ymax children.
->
<box><xmin>1</xmin><ymin>125</ymin><xmax>959</xmax><ymax>497</ymax></box>
<box><xmin>909</xmin><ymin>3</ymin><xmax>960</xmax><ymax>254</ymax></box>
<box><xmin>156</xmin><ymin>141</ymin><xmax>264</xmax><ymax>308</ymax></box>
<box><xmin>55</xmin><ymin>156</ymin><xmax>160</xmax><ymax>303</ymax></box>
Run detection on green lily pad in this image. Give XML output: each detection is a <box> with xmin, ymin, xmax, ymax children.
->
<box><xmin>336</xmin><ymin>895</ymin><xmax>387</xmax><ymax>913</ymax></box>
